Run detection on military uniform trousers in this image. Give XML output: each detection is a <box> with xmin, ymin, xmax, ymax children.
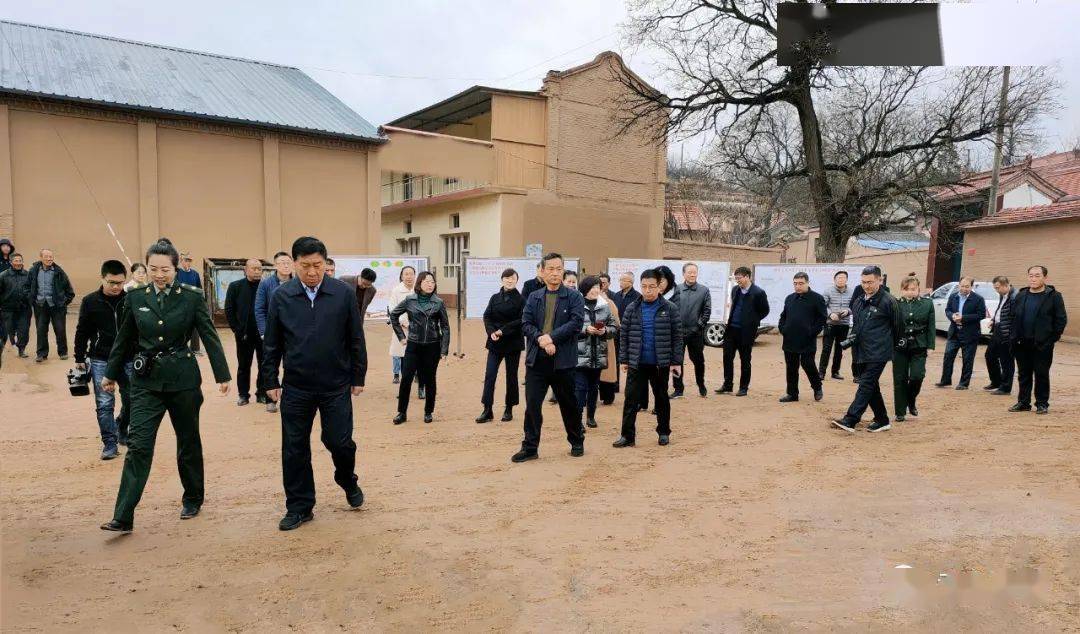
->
<box><xmin>892</xmin><ymin>348</ymin><xmax>927</xmax><ymax>417</ymax></box>
<box><xmin>113</xmin><ymin>386</ymin><xmax>205</xmax><ymax>524</ymax></box>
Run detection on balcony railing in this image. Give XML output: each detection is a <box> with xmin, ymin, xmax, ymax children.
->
<box><xmin>382</xmin><ymin>173</ymin><xmax>487</xmax><ymax>207</ymax></box>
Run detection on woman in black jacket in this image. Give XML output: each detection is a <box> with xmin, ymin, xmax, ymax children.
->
<box><xmin>390</xmin><ymin>271</ymin><xmax>450</xmax><ymax>424</ymax></box>
<box><xmin>476</xmin><ymin>269</ymin><xmax>525</xmax><ymax>424</ymax></box>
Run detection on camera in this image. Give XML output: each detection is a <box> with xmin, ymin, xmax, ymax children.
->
<box><xmin>838</xmin><ymin>332</ymin><xmax>858</xmax><ymax>351</ymax></box>
<box><xmin>67</xmin><ymin>366</ymin><xmax>91</xmax><ymax>396</ymax></box>
<box><xmin>132</xmin><ymin>351</ymin><xmax>154</xmax><ymax>378</ymax></box>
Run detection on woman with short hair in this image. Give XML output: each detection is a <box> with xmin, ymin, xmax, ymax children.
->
<box><xmin>476</xmin><ymin>268</ymin><xmax>525</xmax><ymax>423</ymax></box>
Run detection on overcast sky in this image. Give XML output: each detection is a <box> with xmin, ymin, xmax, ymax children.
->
<box><xmin>4</xmin><ymin>1</ymin><xmax>1077</xmax><ymax>162</ymax></box>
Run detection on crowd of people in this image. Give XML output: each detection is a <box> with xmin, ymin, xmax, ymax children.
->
<box><xmin>0</xmin><ymin>234</ymin><xmax>1070</xmax><ymax>533</ymax></box>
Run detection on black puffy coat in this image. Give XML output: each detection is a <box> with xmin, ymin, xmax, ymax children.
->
<box><xmin>619</xmin><ymin>297</ymin><xmax>683</xmax><ymax>368</ymax></box>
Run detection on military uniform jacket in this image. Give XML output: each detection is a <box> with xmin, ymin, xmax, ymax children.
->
<box><xmin>106</xmin><ymin>282</ymin><xmax>231</xmax><ymax>391</ymax></box>
<box><xmin>896</xmin><ymin>297</ymin><xmax>936</xmax><ymax>351</ymax></box>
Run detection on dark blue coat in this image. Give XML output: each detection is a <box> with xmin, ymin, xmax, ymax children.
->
<box><xmin>619</xmin><ymin>297</ymin><xmax>683</xmax><ymax>368</ymax></box>
<box><xmin>522</xmin><ymin>284</ymin><xmax>584</xmax><ymax>370</ymax></box>
<box><xmin>727</xmin><ymin>283</ymin><xmax>770</xmax><ymax>344</ymax></box>
<box><xmin>945</xmin><ymin>291</ymin><xmax>987</xmax><ymax>343</ymax></box>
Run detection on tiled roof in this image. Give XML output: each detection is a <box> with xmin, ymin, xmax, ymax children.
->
<box><xmin>666</xmin><ymin>202</ymin><xmax>710</xmax><ymax>231</ymax></box>
<box><xmin>959</xmin><ymin>198</ymin><xmax>1080</xmax><ymax>230</ymax></box>
<box><xmin>0</xmin><ymin>20</ymin><xmax>382</xmax><ymax>142</ymax></box>
<box><xmin>932</xmin><ymin>150</ymin><xmax>1080</xmax><ymax>203</ymax></box>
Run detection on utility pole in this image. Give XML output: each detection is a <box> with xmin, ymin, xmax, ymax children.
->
<box><xmin>986</xmin><ymin>66</ymin><xmax>1011</xmax><ymax>215</ymax></box>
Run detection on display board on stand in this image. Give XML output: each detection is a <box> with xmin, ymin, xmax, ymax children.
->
<box><xmin>752</xmin><ymin>263</ymin><xmax>878</xmax><ymax>327</ymax></box>
<box><xmin>606</xmin><ymin>258</ymin><xmax>731</xmax><ymax>322</ymax></box>
<box><xmin>464</xmin><ymin>256</ymin><xmax>580</xmax><ymax>320</ymax></box>
<box><xmin>332</xmin><ymin>255</ymin><xmax>430</xmax><ymax>320</ymax></box>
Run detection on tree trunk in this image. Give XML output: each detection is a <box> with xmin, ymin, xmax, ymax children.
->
<box><xmin>815</xmin><ymin>222</ymin><xmax>848</xmax><ymax>263</ymax></box>
<box><xmin>789</xmin><ymin>71</ymin><xmax>844</xmax><ymax>262</ymax></box>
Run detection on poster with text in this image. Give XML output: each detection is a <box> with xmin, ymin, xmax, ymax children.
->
<box><xmin>752</xmin><ymin>263</ymin><xmax>877</xmax><ymax>326</ymax></box>
<box><xmin>606</xmin><ymin>258</ymin><xmax>731</xmax><ymax>323</ymax></box>
<box><xmin>332</xmin><ymin>256</ymin><xmax>430</xmax><ymax>320</ymax></box>
<box><xmin>465</xmin><ymin>257</ymin><xmax>580</xmax><ymax>320</ymax></box>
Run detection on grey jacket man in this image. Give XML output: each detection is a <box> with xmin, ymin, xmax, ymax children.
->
<box><xmin>676</xmin><ymin>281</ymin><xmax>712</xmax><ymax>335</ymax></box>
<box><xmin>821</xmin><ymin>284</ymin><xmax>853</xmax><ymax>325</ymax></box>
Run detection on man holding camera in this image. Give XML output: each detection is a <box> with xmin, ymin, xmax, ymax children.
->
<box><xmin>832</xmin><ymin>266</ymin><xmax>900</xmax><ymax>433</ymax></box>
<box><xmin>74</xmin><ymin>260</ymin><xmax>133</xmax><ymax>460</ymax></box>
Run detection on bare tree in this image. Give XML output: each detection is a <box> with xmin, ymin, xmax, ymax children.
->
<box><xmin>614</xmin><ymin>0</ymin><xmax>1060</xmax><ymax>261</ymax></box>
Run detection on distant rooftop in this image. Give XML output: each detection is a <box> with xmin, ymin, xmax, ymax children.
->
<box><xmin>0</xmin><ymin>20</ymin><xmax>383</xmax><ymax>142</ymax></box>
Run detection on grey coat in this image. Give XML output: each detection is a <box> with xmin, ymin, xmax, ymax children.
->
<box><xmin>676</xmin><ymin>282</ymin><xmax>712</xmax><ymax>334</ymax></box>
<box><xmin>576</xmin><ymin>299</ymin><xmax>616</xmax><ymax>369</ymax></box>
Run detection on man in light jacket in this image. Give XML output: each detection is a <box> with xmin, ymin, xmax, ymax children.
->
<box><xmin>818</xmin><ymin>270</ymin><xmax>853</xmax><ymax>380</ymax></box>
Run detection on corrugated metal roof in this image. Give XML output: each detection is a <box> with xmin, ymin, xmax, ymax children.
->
<box><xmin>855</xmin><ymin>230</ymin><xmax>930</xmax><ymax>251</ymax></box>
<box><xmin>0</xmin><ymin>20</ymin><xmax>383</xmax><ymax>142</ymax></box>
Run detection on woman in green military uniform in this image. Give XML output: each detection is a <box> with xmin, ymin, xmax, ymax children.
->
<box><xmin>100</xmin><ymin>238</ymin><xmax>231</xmax><ymax>533</ymax></box>
<box><xmin>893</xmin><ymin>272</ymin><xmax>935</xmax><ymax>422</ymax></box>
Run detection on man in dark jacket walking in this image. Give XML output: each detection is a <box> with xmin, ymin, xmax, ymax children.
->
<box><xmin>671</xmin><ymin>263</ymin><xmax>711</xmax><ymax>398</ymax></box>
<box><xmin>0</xmin><ymin>252</ymin><xmax>31</xmax><ymax>357</ymax></box>
<box><xmin>263</xmin><ymin>237</ymin><xmax>367</xmax><ymax>531</ymax></box>
<box><xmin>984</xmin><ymin>275</ymin><xmax>1016</xmax><ymax>395</ymax></box>
<box><xmin>1008</xmin><ymin>265</ymin><xmax>1068</xmax><ymax>415</ymax></box>
<box><xmin>225</xmin><ymin>258</ymin><xmax>266</xmax><ymax>407</ymax></box>
<box><xmin>935</xmin><ymin>277</ymin><xmax>987</xmax><ymax>390</ymax></box>
<box><xmin>832</xmin><ymin>266</ymin><xmax>900</xmax><ymax>433</ymax></box>
<box><xmin>27</xmin><ymin>248</ymin><xmax>76</xmax><ymax>362</ymax></box>
<box><xmin>717</xmin><ymin>266</ymin><xmax>769</xmax><ymax>396</ymax></box>
<box><xmin>778</xmin><ymin>272</ymin><xmax>827</xmax><ymax>403</ymax></box>
<box><xmin>74</xmin><ymin>260</ymin><xmax>133</xmax><ymax>459</ymax></box>
<box><xmin>511</xmin><ymin>253</ymin><xmax>585</xmax><ymax>463</ymax></box>
<box><xmin>342</xmin><ymin>268</ymin><xmax>378</xmax><ymax>320</ymax></box>
<box><xmin>614</xmin><ymin>269</ymin><xmax>683</xmax><ymax>447</ymax></box>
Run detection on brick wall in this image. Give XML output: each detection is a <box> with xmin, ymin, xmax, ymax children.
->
<box><xmin>662</xmin><ymin>239</ymin><xmax>784</xmax><ymax>270</ymax></box>
<box><xmin>962</xmin><ymin>219</ymin><xmax>1079</xmax><ymax>340</ymax></box>
<box><xmin>846</xmin><ymin>248</ymin><xmax>929</xmax><ymax>290</ymax></box>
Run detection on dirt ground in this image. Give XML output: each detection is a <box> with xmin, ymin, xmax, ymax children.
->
<box><xmin>2</xmin><ymin>317</ymin><xmax>1079</xmax><ymax>632</ymax></box>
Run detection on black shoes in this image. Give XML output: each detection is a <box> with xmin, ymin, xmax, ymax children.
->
<box><xmin>831</xmin><ymin>419</ymin><xmax>857</xmax><ymax>433</ymax></box>
<box><xmin>279</xmin><ymin>511</ymin><xmax>314</xmax><ymax>531</ymax></box>
<box><xmin>424</xmin><ymin>413</ymin><xmax>433</xmax><ymax>424</ymax></box>
<box><xmin>814</xmin><ymin>389</ymin><xmax>824</xmax><ymax>402</ymax></box>
<box><xmin>586</xmin><ymin>417</ymin><xmax>598</xmax><ymax>428</ymax></box>
<box><xmin>955</xmin><ymin>384</ymin><xmax>969</xmax><ymax>391</ymax></box>
<box><xmin>715</xmin><ymin>385</ymin><xmax>733</xmax><ymax>394</ymax></box>
<box><xmin>392</xmin><ymin>374</ymin><xmax>400</xmax><ymax>384</ymax></box>
<box><xmin>778</xmin><ymin>394</ymin><xmax>798</xmax><ymax>403</ymax></box>
<box><xmin>867</xmin><ymin>420</ymin><xmax>891</xmax><ymax>433</ymax></box>
<box><xmin>475</xmin><ymin>409</ymin><xmax>494</xmax><ymax>424</ymax></box>
<box><xmin>612</xmin><ymin>437</ymin><xmax>635</xmax><ymax>448</ymax></box>
<box><xmin>736</xmin><ymin>388</ymin><xmax>748</xmax><ymax>397</ymax></box>
<box><xmin>59</xmin><ymin>354</ymin><xmax>68</xmax><ymax>360</ymax></box>
<box><xmin>991</xmin><ymin>388</ymin><xmax>1011</xmax><ymax>396</ymax></box>
<box><xmin>18</xmin><ymin>349</ymin><xmax>28</xmax><ymax>358</ymax></box>
<box><xmin>346</xmin><ymin>486</ymin><xmax>364</xmax><ymax>508</ymax></box>
<box><xmin>908</xmin><ymin>405</ymin><xmax>919</xmax><ymax>417</ymax></box>
<box><xmin>1036</xmin><ymin>405</ymin><xmax>1049</xmax><ymax>415</ymax></box>
<box><xmin>501</xmin><ymin>407</ymin><xmax>513</xmax><ymax>422</ymax></box>
<box><xmin>698</xmin><ymin>386</ymin><xmax>708</xmax><ymax>397</ymax></box>
<box><xmin>256</xmin><ymin>395</ymin><xmax>268</xmax><ymax>405</ymax></box>
<box><xmin>895</xmin><ymin>414</ymin><xmax>906</xmax><ymax>422</ymax></box>
<box><xmin>547</xmin><ymin>396</ymin><xmax>558</xmax><ymax>405</ymax></box>
<box><xmin>180</xmin><ymin>503</ymin><xmax>200</xmax><ymax>519</ymax></box>
<box><xmin>100</xmin><ymin>519</ymin><xmax>133</xmax><ymax>533</ymax></box>
<box><xmin>393</xmin><ymin>412</ymin><xmax>407</xmax><ymax>425</ymax></box>
<box><xmin>983</xmin><ymin>383</ymin><xmax>999</xmax><ymax>391</ymax></box>
<box><xmin>570</xmin><ymin>445</ymin><xmax>584</xmax><ymax>457</ymax></box>
<box><xmin>1008</xmin><ymin>403</ymin><xmax>1031</xmax><ymax>412</ymax></box>
<box><xmin>511</xmin><ymin>449</ymin><xmax>538</xmax><ymax>463</ymax></box>
<box><xmin>658</xmin><ymin>435</ymin><xmax>670</xmax><ymax>446</ymax></box>
<box><xmin>934</xmin><ymin>381</ymin><xmax>951</xmax><ymax>388</ymax></box>
<box><xmin>669</xmin><ymin>391</ymin><xmax>684</xmax><ymax>400</ymax></box>
<box><xmin>35</xmin><ymin>355</ymin><xmax>45</xmax><ymax>363</ymax></box>
<box><xmin>237</xmin><ymin>396</ymin><xmax>250</xmax><ymax>406</ymax></box>
<box><xmin>831</xmin><ymin>373</ymin><xmax>844</xmax><ymax>381</ymax></box>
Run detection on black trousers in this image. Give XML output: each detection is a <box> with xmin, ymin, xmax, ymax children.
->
<box><xmin>1014</xmin><ymin>340</ymin><xmax>1054</xmax><ymax>408</ymax></box>
<box><xmin>673</xmin><ymin>331</ymin><xmax>706</xmax><ymax>393</ymax></box>
<box><xmin>33</xmin><ymin>302</ymin><xmax>67</xmax><ymax>358</ymax></box>
<box><xmin>818</xmin><ymin>324</ymin><xmax>850</xmax><ymax>376</ymax></box>
<box><xmin>398</xmin><ymin>341</ymin><xmax>441</xmax><ymax>415</ymax></box>
<box><xmin>280</xmin><ymin>385</ymin><xmax>358</xmax><ymax>514</ymax></box>
<box><xmin>722</xmin><ymin>328</ymin><xmax>753</xmax><ymax>389</ymax></box>
<box><xmin>234</xmin><ymin>331</ymin><xmax>265</xmax><ymax>400</ymax></box>
<box><xmin>784</xmin><ymin>349</ymin><xmax>822</xmax><ymax>397</ymax></box>
<box><xmin>522</xmin><ymin>355</ymin><xmax>582</xmax><ymax>452</ymax></box>
<box><xmin>1</xmin><ymin>308</ymin><xmax>31</xmax><ymax>351</ymax></box>
<box><xmin>940</xmin><ymin>337</ymin><xmax>978</xmax><ymax>386</ymax></box>
<box><xmin>984</xmin><ymin>334</ymin><xmax>1014</xmax><ymax>391</ymax></box>
<box><xmin>842</xmin><ymin>361</ymin><xmax>889</xmax><ymax>425</ymax></box>
<box><xmin>481</xmin><ymin>349</ymin><xmax>520</xmax><ymax>408</ymax></box>
<box><xmin>621</xmin><ymin>364</ymin><xmax>670</xmax><ymax>441</ymax></box>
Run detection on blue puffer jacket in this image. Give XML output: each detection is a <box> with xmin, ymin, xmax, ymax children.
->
<box><xmin>619</xmin><ymin>297</ymin><xmax>683</xmax><ymax>368</ymax></box>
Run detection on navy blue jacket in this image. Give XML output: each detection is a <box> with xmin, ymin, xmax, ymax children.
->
<box><xmin>619</xmin><ymin>297</ymin><xmax>683</xmax><ymax>368</ymax></box>
<box><xmin>945</xmin><ymin>291</ymin><xmax>987</xmax><ymax>343</ymax></box>
<box><xmin>262</xmin><ymin>276</ymin><xmax>367</xmax><ymax>392</ymax></box>
<box><xmin>727</xmin><ymin>283</ymin><xmax>770</xmax><ymax>344</ymax></box>
<box><xmin>522</xmin><ymin>284</ymin><xmax>584</xmax><ymax>370</ymax></box>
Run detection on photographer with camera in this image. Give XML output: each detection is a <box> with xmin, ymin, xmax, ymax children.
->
<box><xmin>892</xmin><ymin>273</ymin><xmax>935</xmax><ymax>422</ymax></box>
<box><xmin>99</xmin><ymin>238</ymin><xmax>231</xmax><ymax>534</ymax></box>
<box><xmin>73</xmin><ymin>260</ymin><xmax>134</xmax><ymax>460</ymax></box>
<box><xmin>832</xmin><ymin>266</ymin><xmax>901</xmax><ymax>433</ymax></box>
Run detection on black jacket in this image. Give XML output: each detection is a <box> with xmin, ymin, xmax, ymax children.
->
<box><xmin>262</xmin><ymin>276</ymin><xmax>367</xmax><ymax>391</ymax></box>
<box><xmin>850</xmin><ymin>290</ymin><xmax>901</xmax><ymax>364</ymax></box>
<box><xmin>224</xmin><ymin>277</ymin><xmax>261</xmax><ymax>341</ymax></box>
<box><xmin>945</xmin><ymin>291</ymin><xmax>987</xmax><ymax>343</ymax></box>
<box><xmin>778</xmin><ymin>290</ymin><xmax>828</xmax><ymax>354</ymax></box>
<box><xmin>1010</xmin><ymin>286</ymin><xmax>1067</xmax><ymax>349</ymax></box>
<box><xmin>73</xmin><ymin>287</ymin><xmax>127</xmax><ymax>363</ymax></box>
<box><xmin>727</xmin><ymin>284</ymin><xmax>770</xmax><ymax>344</ymax></box>
<box><xmin>483</xmin><ymin>288</ymin><xmax>525</xmax><ymax>353</ymax></box>
<box><xmin>607</xmin><ymin>287</ymin><xmax>642</xmax><ymax>320</ymax></box>
<box><xmin>0</xmin><ymin>238</ymin><xmax>13</xmax><ymax>274</ymax></box>
<box><xmin>989</xmin><ymin>287</ymin><xmax>1017</xmax><ymax>341</ymax></box>
<box><xmin>26</xmin><ymin>261</ymin><xmax>76</xmax><ymax>307</ymax></box>
<box><xmin>619</xmin><ymin>297</ymin><xmax>684</xmax><ymax>368</ymax></box>
<box><xmin>521</xmin><ymin>277</ymin><xmax>545</xmax><ymax>303</ymax></box>
<box><xmin>0</xmin><ymin>267</ymin><xmax>30</xmax><ymax>310</ymax></box>
<box><xmin>389</xmin><ymin>293</ymin><xmax>451</xmax><ymax>356</ymax></box>
<box><xmin>522</xmin><ymin>284</ymin><xmax>585</xmax><ymax>370</ymax></box>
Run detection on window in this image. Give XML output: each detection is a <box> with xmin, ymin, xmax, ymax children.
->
<box><xmin>404</xmin><ymin>220</ymin><xmax>412</xmax><ymax>234</ymax></box>
<box><xmin>974</xmin><ymin>284</ymin><xmax>999</xmax><ymax>300</ymax></box>
<box><xmin>450</xmin><ymin>213</ymin><xmax>460</xmax><ymax>229</ymax></box>
<box><xmin>402</xmin><ymin>173</ymin><xmax>413</xmax><ymax>201</ymax></box>
<box><xmin>442</xmin><ymin>233</ymin><xmax>469</xmax><ymax>278</ymax></box>
<box><xmin>931</xmin><ymin>283</ymin><xmax>954</xmax><ymax>300</ymax></box>
<box><xmin>398</xmin><ymin>237</ymin><xmax>420</xmax><ymax>255</ymax></box>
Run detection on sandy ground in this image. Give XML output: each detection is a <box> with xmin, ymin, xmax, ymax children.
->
<box><xmin>1</xmin><ymin>316</ymin><xmax>1079</xmax><ymax>632</ymax></box>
